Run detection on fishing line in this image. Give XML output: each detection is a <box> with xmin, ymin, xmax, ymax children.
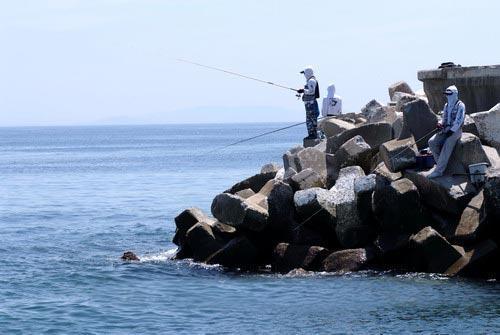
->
<box><xmin>204</xmin><ymin>117</ymin><xmax>328</xmax><ymax>155</ymax></box>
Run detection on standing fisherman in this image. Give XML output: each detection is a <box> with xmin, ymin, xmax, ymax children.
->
<box><xmin>427</xmin><ymin>85</ymin><xmax>465</xmax><ymax>178</ymax></box>
<box><xmin>297</xmin><ymin>66</ymin><xmax>320</xmax><ymax>139</ymax></box>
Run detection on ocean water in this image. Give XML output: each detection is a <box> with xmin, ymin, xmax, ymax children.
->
<box><xmin>0</xmin><ymin>124</ymin><xmax>499</xmax><ymax>334</ymax></box>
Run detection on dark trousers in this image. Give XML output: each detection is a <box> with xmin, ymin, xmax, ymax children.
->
<box><xmin>305</xmin><ymin>100</ymin><xmax>319</xmax><ymax>136</ymax></box>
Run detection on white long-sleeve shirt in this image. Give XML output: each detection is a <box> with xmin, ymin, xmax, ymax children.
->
<box><xmin>443</xmin><ymin>100</ymin><xmax>465</xmax><ymax>132</ymax></box>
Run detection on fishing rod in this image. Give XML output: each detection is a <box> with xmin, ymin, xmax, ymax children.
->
<box><xmin>176</xmin><ymin>58</ymin><xmax>300</xmax><ymax>93</ymax></box>
<box><xmin>205</xmin><ymin>117</ymin><xmax>328</xmax><ymax>154</ymax></box>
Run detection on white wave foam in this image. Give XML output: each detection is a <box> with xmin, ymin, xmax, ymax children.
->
<box><xmin>139</xmin><ymin>248</ymin><xmax>178</xmax><ymax>263</ymax></box>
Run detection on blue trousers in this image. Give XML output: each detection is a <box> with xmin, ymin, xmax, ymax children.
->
<box><xmin>305</xmin><ymin>101</ymin><xmax>319</xmax><ymax>136</ymax></box>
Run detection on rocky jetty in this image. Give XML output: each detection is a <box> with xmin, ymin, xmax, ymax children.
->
<box><xmin>171</xmin><ymin>81</ymin><xmax>500</xmax><ymax>280</ymax></box>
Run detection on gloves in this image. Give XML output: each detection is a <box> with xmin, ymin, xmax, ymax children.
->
<box><xmin>445</xmin><ymin>130</ymin><xmax>453</xmax><ymax>137</ymax></box>
<box><xmin>297</xmin><ymin>89</ymin><xmax>304</xmax><ymax>94</ymax></box>
<box><xmin>436</xmin><ymin>123</ymin><xmax>444</xmax><ymax>130</ymax></box>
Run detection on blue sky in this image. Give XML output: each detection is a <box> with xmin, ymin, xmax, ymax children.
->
<box><xmin>0</xmin><ymin>0</ymin><xmax>498</xmax><ymax>126</ymax></box>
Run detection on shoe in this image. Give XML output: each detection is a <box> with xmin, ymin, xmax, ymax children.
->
<box><xmin>427</xmin><ymin>171</ymin><xmax>443</xmax><ymax>179</ymax></box>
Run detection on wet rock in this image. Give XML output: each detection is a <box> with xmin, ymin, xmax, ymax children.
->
<box><xmin>294</xmin><ymin>147</ymin><xmax>327</xmax><ymax>178</ymax></box>
<box><xmin>388</xmin><ymin>81</ymin><xmax>414</xmax><ymax>100</ymax></box>
<box><xmin>354</xmin><ymin>174</ymin><xmax>377</xmax><ymax>225</ymax></box>
<box><xmin>224</xmin><ymin>171</ymin><xmax>277</xmax><ymax>194</ymax></box>
<box><xmin>409</xmin><ymin>226</ymin><xmax>464</xmax><ymax>273</ymax></box>
<box><xmin>121</xmin><ymin>251</ymin><xmax>140</xmax><ymax>261</ymax></box>
<box><xmin>360</xmin><ymin>99</ymin><xmax>383</xmax><ymax>119</ymax></box>
<box><xmin>283</xmin><ymin>145</ymin><xmax>304</xmax><ymax>172</ymax></box>
<box><xmin>327</xmin><ymin>122</ymin><xmax>393</xmax><ymax>155</ymax></box>
<box><xmin>211</xmin><ymin>193</ymin><xmax>268</xmax><ymax>232</ymax></box>
<box><xmin>235</xmin><ymin>188</ymin><xmax>255</xmax><ymax>199</ymax></box>
<box><xmin>445</xmin><ymin>240</ymin><xmax>498</xmax><ymax>278</ymax></box>
<box><xmin>271</xmin><ymin>243</ymin><xmax>330</xmax><ymax>273</ymax></box>
<box><xmin>322</xmin><ymin>248</ymin><xmax>375</xmax><ymax>273</ymax></box>
<box><xmin>379</xmin><ymin>137</ymin><xmax>417</xmax><ymax>173</ymax></box>
<box><xmin>470</xmin><ymin>103</ymin><xmax>500</xmax><ymax>153</ymax></box>
<box><xmin>173</xmin><ymin>207</ymin><xmax>215</xmax><ymax>246</ymax></box>
<box><xmin>185</xmin><ymin>222</ymin><xmax>223</xmax><ymax>262</ymax></box>
<box><xmin>290</xmin><ymin>224</ymin><xmax>332</xmax><ymax>248</ymax></box>
<box><xmin>452</xmin><ymin>191</ymin><xmax>486</xmax><ymax>244</ymax></box>
<box><xmin>206</xmin><ymin>236</ymin><xmax>259</xmax><ymax>268</ymax></box>
<box><xmin>373</xmin><ymin>232</ymin><xmax>411</xmax><ymax>267</ymax></box>
<box><xmin>261</xmin><ymin>162</ymin><xmax>281</xmax><ymax>174</ymax></box>
<box><xmin>404</xmin><ymin>170</ymin><xmax>477</xmax><ymax>216</ymax></box>
<box><xmin>326</xmin><ymin>135</ymin><xmax>372</xmax><ymax>187</ymax></box>
<box><xmin>398</xmin><ymin>99</ymin><xmax>438</xmax><ymax>150</ymax></box>
<box><xmin>290</xmin><ymin>168</ymin><xmax>325</xmax><ymax>191</ymax></box>
<box><xmin>373</xmin><ymin>178</ymin><xmax>427</xmax><ymax>233</ymax></box>
<box><xmin>320</xmin><ymin>118</ymin><xmax>356</xmax><ymax>138</ymax></box>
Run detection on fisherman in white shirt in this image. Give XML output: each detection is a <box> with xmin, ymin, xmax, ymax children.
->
<box><xmin>427</xmin><ymin>85</ymin><xmax>465</xmax><ymax>178</ymax></box>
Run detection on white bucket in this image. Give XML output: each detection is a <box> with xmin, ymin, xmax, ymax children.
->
<box><xmin>468</xmin><ymin>162</ymin><xmax>488</xmax><ymax>184</ymax></box>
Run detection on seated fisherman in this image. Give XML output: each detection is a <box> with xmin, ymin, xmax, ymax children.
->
<box><xmin>321</xmin><ymin>83</ymin><xmax>343</xmax><ymax>117</ymax></box>
<box><xmin>427</xmin><ymin>85</ymin><xmax>465</xmax><ymax>178</ymax></box>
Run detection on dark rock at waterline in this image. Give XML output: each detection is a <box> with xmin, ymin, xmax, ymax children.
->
<box><xmin>445</xmin><ymin>240</ymin><xmax>499</xmax><ymax>278</ymax></box>
<box><xmin>271</xmin><ymin>243</ymin><xmax>330</xmax><ymax>273</ymax></box>
<box><xmin>322</xmin><ymin>248</ymin><xmax>375</xmax><ymax>273</ymax></box>
<box><xmin>373</xmin><ymin>232</ymin><xmax>412</xmax><ymax>268</ymax></box>
<box><xmin>185</xmin><ymin>222</ymin><xmax>223</xmax><ymax>262</ymax></box>
<box><xmin>173</xmin><ymin>207</ymin><xmax>214</xmax><ymax>246</ymax></box>
<box><xmin>409</xmin><ymin>226</ymin><xmax>464</xmax><ymax>274</ymax></box>
<box><xmin>207</xmin><ymin>236</ymin><xmax>259</xmax><ymax>268</ymax></box>
<box><xmin>121</xmin><ymin>251</ymin><xmax>140</xmax><ymax>261</ymax></box>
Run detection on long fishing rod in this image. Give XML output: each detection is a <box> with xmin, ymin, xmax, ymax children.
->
<box><xmin>205</xmin><ymin>117</ymin><xmax>328</xmax><ymax>154</ymax></box>
<box><xmin>176</xmin><ymin>58</ymin><xmax>299</xmax><ymax>93</ymax></box>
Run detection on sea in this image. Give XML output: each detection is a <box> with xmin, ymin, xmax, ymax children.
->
<box><xmin>1</xmin><ymin>124</ymin><xmax>499</xmax><ymax>334</ymax></box>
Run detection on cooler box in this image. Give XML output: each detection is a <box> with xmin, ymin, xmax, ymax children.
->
<box><xmin>416</xmin><ymin>153</ymin><xmax>435</xmax><ymax>170</ymax></box>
